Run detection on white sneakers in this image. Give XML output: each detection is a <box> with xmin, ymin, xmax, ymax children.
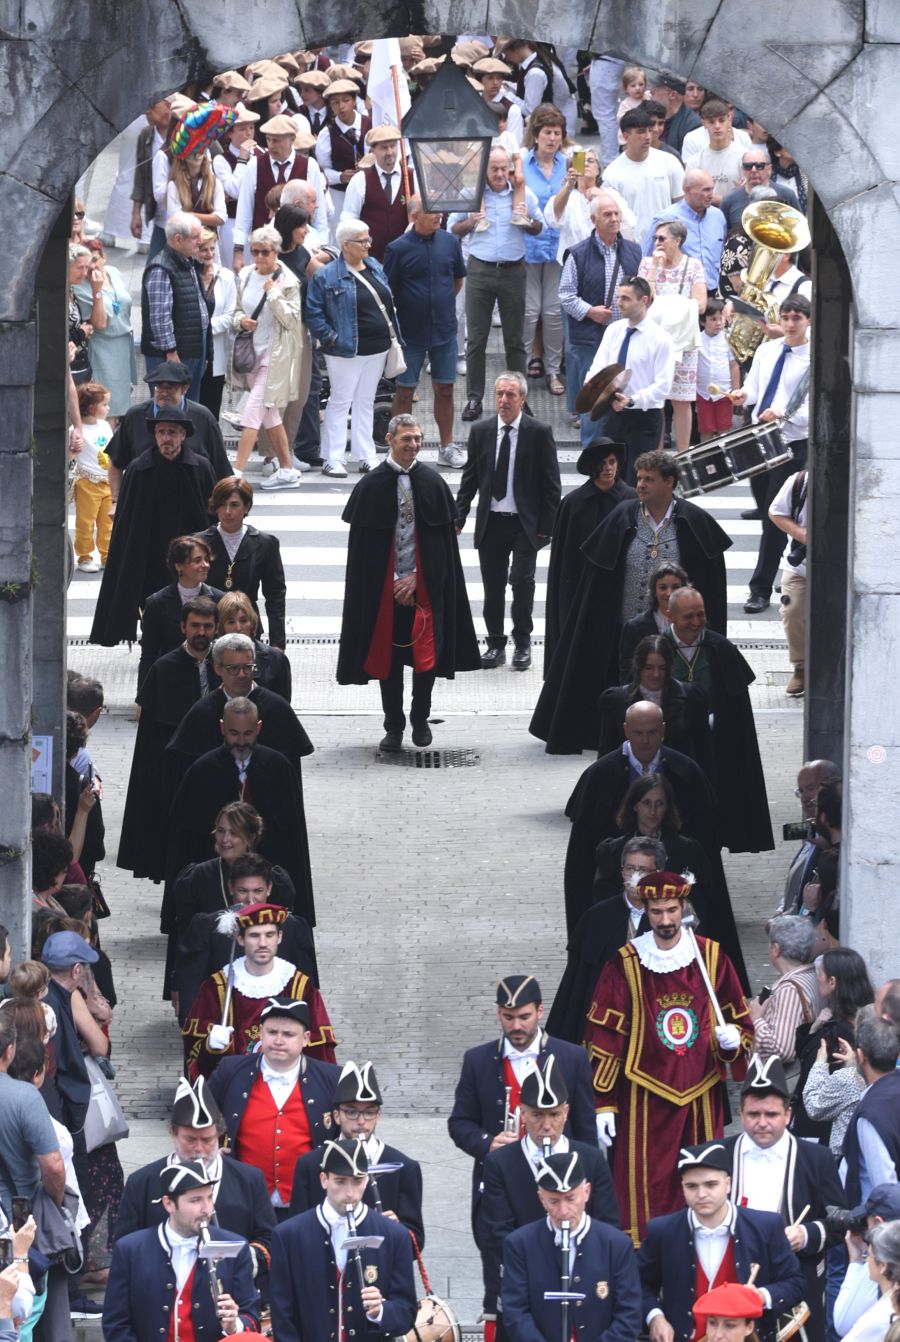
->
<box><xmin>322</xmin><ymin>461</ymin><xmax>348</xmax><ymax>478</ymax></box>
<box><xmin>437</xmin><ymin>445</ymin><xmax>467</xmax><ymax>469</ymax></box>
<box><xmin>259</xmin><ymin>467</ymin><xmax>302</xmax><ymax>491</ymax></box>
<box><xmin>76</xmin><ymin>559</ymin><xmax>100</xmax><ymax>572</ymax></box>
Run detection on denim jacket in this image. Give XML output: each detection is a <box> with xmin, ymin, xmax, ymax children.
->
<box><xmin>305</xmin><ymin>253</ymin><xmax>399</xmax><ymax>358</ymax></box>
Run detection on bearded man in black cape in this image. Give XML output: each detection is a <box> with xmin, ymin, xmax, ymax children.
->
<box><xmin>543</xmin><ymin>439</ymin><xmax>636</xmax><ymax>675</ymax></box>
<box><xmin>336</xmin><ymin>415</ymin><xmax>480</xmax><ymax>751</ymax></box>
<box><xmin>531</xmin><ymin>449</ymin><xmax>731</xmax><ymax>754</ymax></box>
<box><xmin>90</xmin><ymin>408</ymin><xmax>216</xmax><ymax>646</ymax></box>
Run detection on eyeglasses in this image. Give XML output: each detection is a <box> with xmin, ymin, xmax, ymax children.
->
<box><xmin>73</xmin><ymin>210</ymin><xmax>85</xmax><ymax>220</ymax></box>
<box><xmin>348</xmin><ymin>237</ymin><xmax>372</xmax><ymax>246</ymax></box>
<box><xmin>338</xmin><ymin>1107</ymin><xmax>381</xmax><ymax>1120</ymax></box>
<box><xmin>742</xmin><ymin>161</ymin><xmax>768</xmax><ymax>170</ymax></box>
<box><xmin>221</xmin><ymin>663</ymin><xmax>257</xmax><ymax>674</ymax></box>
<box><xmin>653</xmin><ymin>235</ymin><xmax>670</xmax><ymax>243</ymax></box>
<box><xmin>250</xmin><ymin>248</ymin><xmax>275</xmax><ymax>256</ymax></box>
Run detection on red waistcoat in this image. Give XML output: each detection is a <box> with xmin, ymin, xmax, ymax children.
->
<box><xmin>502</xmin><ymin>1058</ymin><xmax>525</xmax><ymax>1137</ymax></box>
<box><xmin>361</xmin><ymin>165</ymin><xmax>409</xmax><ymax>262</ymax></box>
<box><xmin>166</xmin><ymin>1260</ymin><xmax>197</xmax><ymax>1342</ymax></box>
<box><xmin>692</xmin><ymin>1236</ymin><xmax>737</xmax><ymax>1341</ymax></box>
<box><xmin>236</xmin><ymin>1072</ymin><xmax>312</xmax><ymax>1198</ymax></box>
<box><xmin>328</xmin><ymin>117</ymin><xmax>372</xmax><ymax>176</ymax></box>
<box><xmin>253</xmin><ymin>153</ymin><xmax>310</xmax><ymax>229</ymax></box>
<box><xmin>222</xmin><ymin>147</ymin><xmax>241</xmax><ymax>218</ymax></box>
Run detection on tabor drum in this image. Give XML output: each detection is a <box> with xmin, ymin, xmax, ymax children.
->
<box><xmin>677</xmin><ymin>424</ymin><xmax>792</xmax><ymax>497</ymax></box>
<box><xmin>396</xmin><ymin>1294</ymin><xmax>461</xmax><ymax>1342</ymax></box>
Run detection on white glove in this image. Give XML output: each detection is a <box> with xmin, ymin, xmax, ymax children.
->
<box><xmin>596</xmin><ymin>1113</ymin><xmax>616</xmax><ymax>1147</ymax></box>
<box><xmin>715</xmin><ymin>1024</ymin><xmax>741</xmax><ymax>1052</ymax></box>
<box><xmin>208</xmin><ymin>1024</ymin><xmax>235</xmax><ymax>1052</ymax></box>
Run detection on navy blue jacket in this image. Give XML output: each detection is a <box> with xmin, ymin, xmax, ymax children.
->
<box><xmin>383</xmin><ymin>227</ymin><xmax>466</xmax><ymax>348</ymax></box>
<box><xmin>103</xmin><ymin>1224</ymin><xmax>259</xmax><ymax>1341</ymax></box>
<box><xmin>501</xmin><ymin>1215</ymin><xmax>642</xmax><ymax>1342</ymax></box>
<box><xmin>448</xmin><ymin>1032</ymin><xmax>598</xmax><ymax>1225</ymax></box>
<box><xmin>270</xmin><ymin>1203</ymin><xmax>417</xmax><ymax>1342</ymax></box>
<box><xmin>289</xmin><ymin>1139</ymin><xmax>425</xmax><ymax>1249</ymax></box>
<box><xmin>638</xmin><ymin>1205</ymin><xmax>806</xmax><ymax>1342</ymax></box>
<box><xmin>481</xmin><ymin>1139</ymin><xmax>619</xmax><ymax>1313</ymax></box>
<box><xmin>207</xmin><ymin>1052</ymin><xmax>341</xmax><ymax>1149</ymax></box>
<box><xmin>842</xmin><ymin>1071</ymin><xmax>900</xmax><ymax>1206</ymax></box>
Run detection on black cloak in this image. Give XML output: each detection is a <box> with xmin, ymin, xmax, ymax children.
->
<box><xmin>336</xmin><ymin>460</ymin><xmax>480</xmax><ymax>684</ymax></box>
<box><xmin>543</xmin><ymin>477</ymin><xmax>636</xmax><ymax>674</ymax></box>
<box><xmin>164</xmin><ymin>684</ymin><xmax>314</xmax><ymax>789</ymax></box>
<box><xmin>108</xmin><ymin>397</ymin><xmax>231</xmax><ymax>479</ymax></box>
<box><xmin>596</xmin><ymin>681</ymin><xmax>713</xmax><ymax>772</ymax></box>
<box><xmin>546</xmin><ymin>895</ymin><xmax>648</xmax><ymax>1045</ymax></box>
<box><xmin>530</xmin><ymin>497</ymin><xmax>732</xmax><ymax>754</ymax></box>
<box><xmin>171</xmin><ymin>857</ymin><xmax>296</xmax><ymax>934</ymax></box>
<box><xmin>90</xmin><ymin>445</ymin><xmax>217</xmax><ymax>646</ymax></box>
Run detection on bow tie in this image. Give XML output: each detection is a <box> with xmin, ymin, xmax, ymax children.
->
<box><xmin>695</xmin><ymin>1225</ymin><xmax>730</xmax><ymax>1240</ymax></box>
<box><xmin>507</xmin><ymin>1047</ymin><xmax>538</xmax><ymax>1063</ymax></box>
<box><xmin>745</xmin><ymin>1146</ymin><xmax>784</xmax><ymax>1163</ymax></box>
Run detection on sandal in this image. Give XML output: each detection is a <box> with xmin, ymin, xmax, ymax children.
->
<box><xmin>527</xmin><ymin>358</ymin><xmax>545</xmax><ymax>379</ymax></box>
<box><xmin>546</xmin><ymin>374</ymin><xmax>565</xmax><ymax>396</ymax></box>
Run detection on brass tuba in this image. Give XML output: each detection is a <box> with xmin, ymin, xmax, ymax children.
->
<box><xmin>726</xmin><ymin>199</ymin><xmax>811</xmax><ymax>363</ymax></box>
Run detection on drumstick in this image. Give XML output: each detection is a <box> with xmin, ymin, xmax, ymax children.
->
<box><xmin>707</xmin><ymin>382</ymin><xmax>741</xmax><ymax>402</ymax></box>
<box><xmin>788</xmin><ymin>1204</ymin><xmax>810</xmax><ymax>1230</ymax></box>
<box><xmin>746</xmin><ymin>1264</ymin><xmax>760</xmax><ymax>1287</ymax></box>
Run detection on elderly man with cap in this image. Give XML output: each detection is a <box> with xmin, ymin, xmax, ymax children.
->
<box><xmin>140</xmin><ymin>210</ymin><xmax>211</xmax><ymax>402</ymax></box>
<box><xmin>316</xmin><ymin>80</ymin><xmax>372</xmax><ymax>233</ymax></box>
<box><xmin>105</xmin><ymin>362</ymin><xmax>230</xmax><ymax>513</ymax></box>
<box><xmin>651</xmin><ymin>74</ymin><xmax>702</xmax><ymax>156</ymax></box>
<box><xmin>271</xmin><ymin>1137</ymin><xmax>417</xmax><ymax>1342</ymax></box>
<box><xmin>41</xmin><ymin>930</ymin><xmax>97</xmax><ymax>1155</ymax></box>
<box><xmin>481</xmin><ymin>1058</ymin><xmax>620</xmax><ymax>1339</ymax></box>
<box><xmin>639</xmin><ymin>1141</ymin><xmax>805</xmax><ymax>1342</ymax></box>
<box><xmin>340</xmin><ymin>126</ymin><xmax>412</xmax><ymax>262</ymax></box>
<box><xmin>289</xmin><ymin>1061</ymin><xmax>425</xmax><ymax>1249</ymax></box>
<box><xmin>183</xmin><ymin>902</ymin><xmax>334</xmax><ymax>1080</ymax></box>
<box><xmin>90</xmin><ymin>406</ymin><xmax>217</xmax><ymax>647</ymax></box>
<box><xmin>543</xmin><ymin>437</ymin><xmax>635</xmax><ymax>672</ymax></box>
<box><xmin>472</xmin><ymin>56</ymin><xmax>525</xmax><ymax>144</ymax></box>
<box><xmin>114</xmin><ymin>1075</ymin><xmax>276</xmax><ymax>1280</ymax></box>
<box><xmin>500</xmin><ymin>1149</ymin><xmax>641</xmax><ymax>1342</ymax></box>
<box><xmin>233</xmin><ymin>112</ymin><xmax>327</xmax><ymax>271</ymax></box>
<box><xmin>449</xmin><ymin>975</ymin><xmax>598</xmax><ymax>1244</ymax></box>
<box><xmin>833</xmin><ymin>1185</ymin><xmax>900</xmax><ymax>1337</ymax></box>
<box><xmin>103</xmin><ymin>1158</ymin><xmax>259</xmax><ymax>1340</ymax></box>
<box><xmin>723</xmin><ymin>1055</ymin><xmax>845</xmax><ymax>1342</ymax></box>
<box><xmin>584</xmin><ymin>872</ymin><xmax>752</xmax><ymax>1244</ymax></box>
<box><xmin>208</xmin><ymin>996</ymin><xmax>340</xmax><ymax>1219</ymax></box>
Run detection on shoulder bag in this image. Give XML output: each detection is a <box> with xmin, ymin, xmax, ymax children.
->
<box><xmin>232</xmin><ymin>267</ymin><xmax>281</xmax><ymax>374</ymax></box>
<box><xmin>350</xmin><ymin>267</ymin><xmax>406</xmax><ymax>377</ymax></box>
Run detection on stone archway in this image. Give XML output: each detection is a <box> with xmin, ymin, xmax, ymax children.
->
<box><xmin>1</xmin><ymin>0</ymin><xmax>895</xmax><ymax>974</ymax></box>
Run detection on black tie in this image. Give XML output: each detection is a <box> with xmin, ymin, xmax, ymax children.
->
<box><xmin>274</xmin><ymin>161</ymin><xmax>285</xmax><ymax>184</ymax></box>
<box><xmin>493</xmin><ymin>425</ymin><xmax>512</xmax><ymax>501</ymax></box>
<box><xmin>383</xmin><ymin>173</ymin><xmax>393</xmax><ymax>204</ymax></box>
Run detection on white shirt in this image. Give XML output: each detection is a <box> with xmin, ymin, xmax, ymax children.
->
<box><xmin>316</xmin><ymin>114</ymin><xmax>366</xmax><ymax>188</ymax></box>
<box><xmin>341</xmin><ymin>164</ymin><xmax>408</xmax><ymax>220</ymax></box>
<box><xmin>488</xmin><ymin>96</ymin><xmax>525</xmax><ymax>145</ymax></box>
<box><xmin>549</xmin><ymin>1212</ymin><xmax>590</xmax><ymax>1274</ymax></box>
<box><xmin>680</xmin><ymin>125</ymin><xmax>751</xmax><ymax>161</ymax></box>
<box><xmin>622</xmin><ymin>739</ymin><xmax>661</xmax><ymax>779</ymax></box>
<box><xmin>840</xmin><ymin>1289</ymin><xmax>895</xmax><ymax>1342</ymax></box>
<box><xmin>738</xmin><ymin>1130</ymin><xmax>790</xmax><ymax>1214</ymax></box>
<box><xmin>165</xmin><ymin>174</ymin><xmax>226</xmax><ymax>227</ymax></box>
<box><xmin>766</xmin><ymin>265</ymin><xmax>813</xmax><ymax>306</ymax></box>
<box><xmin>769</xmin><ymin>470</ymin><xmax>807</xmax><ymax>577</ymax></box>
<box><xmin>502</xmin><ymin>1025</ymin><xmax>542</xmax><ymax>1083</ymax></box>
<box><xmin>601</xmin><ymin>148</ymin><xmax>684</xmax><ymax>243</ymax></box>
<box><xmin>697</xmin><ymin>329</ymin><xmax>733</xmax><ymax>401</ymax></box>
<box><xmin>509</xmin><ymin>53</ymin><xmax>550</xmax><ymax>118</ymax></box>
<box><xmin>208</xmin><ymin>266</ymin><xmax>238</xmax><ymax>377</ymax></box>
<box><xmin>742</xmin><ymin>337</ymin><xmax>810</xmax><ymax>443</ymax></box>
<box><xmin>523</xmin><ymin>1132</ymin><xmax>569</xmax><ymax>1169</ymax></box>
<box><xmin>623</xmin><ymin>894</ymin><xmax>644</xmax><ymax>933</ymax></box>
<box><xmin>587</xmin><ymin>316</ymin><xmax>676</xmax><ymax>412</ymax></box>
<box><xmin>234</xmin><ymin>152</ymin><xmax>327</xmax><ymax>244</ymax></box>
<box><xmin>490</xmin><ymin>413</ymin><xmax>522</xmax><ymax>514</ymax></box>
<box><xmin>213</xmin><ymin>148</ymin><xmax>248</xmax><ymax>202</ymax></box>
<box><xmin>260</xmin><ymin>1056</ymin><xmax>301</xmax><ymax>1109</ymax></box>
<box><xmin>161</xmin><ymin>1225</ymin><xmax>201</xmax><ymax>1292</ymax></box>
<box><xmin>684</xmin><ymin>141</ymin><xmax>746</xmax><ymax>200</ymax></box>
<box><xmin>543</xmin><ymin>186</ymin><xmax>637</xmax><ymax>261</ymax></box>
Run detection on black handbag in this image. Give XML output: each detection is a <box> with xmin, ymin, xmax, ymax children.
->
<box><xmin>232</xmin><ymin>268</ymin><xmax>280</xmax><ymax>373</ymax></box>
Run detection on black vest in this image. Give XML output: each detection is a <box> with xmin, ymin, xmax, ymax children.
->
<box><xmin>140</xmin><ymin>246</ymin><xmax>210</xmax><ymax>360</ymax></box>
<box><xmin>842</xmin><ymin>1070</ymin><xmax>900</xmax><ymax>1205</ymax></box>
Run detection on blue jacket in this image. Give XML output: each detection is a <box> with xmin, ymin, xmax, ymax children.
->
<box><xmin>270</xmin><ymin>1202</ymin><xmax>417</xmax><ymax>1342</ymax></box>
<box><xmin>383</xmin><ymin>227</ymin><xmax>465</xmax><ymax>348</ymax></box>
<box><xmin>638</xmin><ymin>1205</ymin><xmax>806</xmax><ymax>1342</ymax></box>
<box><xmin>501</xmin><ymin>1215</ymin><xmax>642</xmax><ymax>1342</ymax></box>
<box><xmin>103</xmin><ymin>1224</ymin><xmax>259</xmax><ymax>1341</ymax></box>
<box><xmin>306</xmin><ymin>254</ymin><xmax>399</xmax><ymax>357</ymax></box>
<box><xmin>522</xmin><ymin>149</ymin><xmax>567</xmax><ymax>264</ymax></box>
<box><xmin>207</xmin><ymin>1051</ymin><xmax>341</xmax><ymax>1150</ymax></box>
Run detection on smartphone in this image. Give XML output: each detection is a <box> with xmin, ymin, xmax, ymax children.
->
<box><xmin>782</xmin><ymin>820</ymin><xmax>814</xmax><ymax>842</ymax></box>
<box><xmin>757</xmin><ymin>986</ymin><xmax>772</xmax><ymax>1005</ymax></box>
<box><xmin>571</xmin><ymin>148</ymin><xmax>586</xmax><ymax>175</ymax></box>
<box><xmin>0</xmin><ymin>1240</ymin><xmax>11</xmax><ymax>1269</ymax></box>
<box><xmin>11</xmin><ymin>1198</ymin><xmax>29</xmax><ymax>1232</ymax></box>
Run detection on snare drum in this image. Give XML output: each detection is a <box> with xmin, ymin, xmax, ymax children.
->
<box><xmin>397</xmin><ymin>1294</ymin><xmax>461</xmax><ymax>1342</ymax></box>
<box><xmin>676</xmin><ymin>442</ymin><xmax>735</xmax><ymax>497</ymax></box>
<box><xmin>676</xmin><ymin>424</ymin><xmax>792</xmax><ymax>497</ymax></box>
<box><xmin>724</xmin><ymin>425</ymin><xmax>790</xmax><ymax>479</ymax></box>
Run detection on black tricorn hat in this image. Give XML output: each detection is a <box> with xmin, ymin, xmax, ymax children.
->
<box><xmin>259</xmin><ymin>996</ymin><xmax>311</xmax><ymax>1027</ymax></box>
<box><xmin>520</xmin><ymin>1056</ymin><xmax>569</xmax><ymax>1109</ymax></box>
<box><xmin>740</xmin><ymin>1053</ymin><xmax>791</xmax><ymax>1101</ymax></box>
<box><xmin>496</xmin><ymin>975</ymin><xmax>542</xmax><ymax>1008</ymax></box>
<box><xmin>159</xmin><ymin>1157</ymin><xmax>216</xmax><ymax>1199</ymax></box>
<box><xmin>171</xmin><ymin>1076</ymin><xmax>223</xmax><ymax>1130</ymax></box>
<box><xmin>320</xmin><ymin>1137</ymin><xmax>369</xmax><ymax>1177</ymax></box>
<box><xmin>677</xmin><ymin>1142</ymin><xmax>731</xmax><ymax>1175</ymax></box>
<box><xmin>333</xmin><ymin>1061</ymin><xmax>382</xmax><ymax>1107</ymax></box>
<box><xmin>536</xmin><ymin>1151</ymin><xmax>585</xmax><ymax>1191</ymax></box>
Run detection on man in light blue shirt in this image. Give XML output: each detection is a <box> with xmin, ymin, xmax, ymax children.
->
<box><xmin>644</xmin><ymin>170</ymin><xmax>726</xmax><ymax>290</ymax></box>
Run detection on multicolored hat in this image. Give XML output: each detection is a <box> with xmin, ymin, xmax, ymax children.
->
<box><xmin>171</xmin><ymin>101</ymin><xmax>237</xmax><ymax>159</ymax></box>
<box><xmin>633</xmin><ymin>871</ymin><xmax>694</xmax><ymax>904</ymax></box>
<box><xmin>235</xmin><ymin>902</ymin><xmax>289</xmax><ymax>932</ymax></box>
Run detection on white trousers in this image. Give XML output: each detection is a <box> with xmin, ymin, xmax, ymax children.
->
<box><xmin>589</xmin><ymin>58</ymin><xmax>626</xmax><ymax>166</ymax></box>
<box><xmin>322</xmin><ymin>350</ymin><xmax>388</xmax><ymax>465</ymax></box>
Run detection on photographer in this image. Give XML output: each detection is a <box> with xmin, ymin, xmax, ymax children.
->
<box><xmin>769</xmin><ymin>466</ymin><xmax>807</xmax><ymax>699</ymax></box>
<box><xmin>833</xmin><ymin>1187</ymin><xmax>900</xmax><ymax>1337</ymax></box>
<box><xmin>779</xmin><ymin>760</ymin><xmax>842</xmax><ymax>916</ymax></box>
<box><xmin>795</xmin><ymin>948</ymin><xmax>874</xmax><ymax>1149</ymax></box>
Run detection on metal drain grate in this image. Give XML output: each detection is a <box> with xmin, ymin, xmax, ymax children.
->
<box><xmin>376</xmin><ymin>747</ymin><xmax>480</xmax><ymax>768</ymax></box>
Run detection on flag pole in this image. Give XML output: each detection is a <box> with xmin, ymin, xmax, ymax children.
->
<box><xmin>391</xmin><ymin>61</ymin><xmax>412</xmax><ymax>205</ymax></box>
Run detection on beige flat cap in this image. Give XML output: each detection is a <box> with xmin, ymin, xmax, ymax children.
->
<box><xmin>260</xmin><ymin>114</ymin><xmax>299</xmax><ymax>136</ymax></box>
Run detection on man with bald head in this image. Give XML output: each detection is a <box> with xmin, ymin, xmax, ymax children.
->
<box><xmin>644</xmin><ymin>168</ymin><xmax>727</xmax><ymax>290</ymax></box>
<box><xmin>563</xmin><ymin>698</ymin><xmax>720</xmax><ymax>933</ymax></box>
<box><xmin>779</xmin><ymin>759</ymin><xmax>841</xmax><ymax>914</ymax></box>
<box><xmin>665</xmin><ymin>586</ymin><xmax>773</xmax><ymax>854</ymax></box>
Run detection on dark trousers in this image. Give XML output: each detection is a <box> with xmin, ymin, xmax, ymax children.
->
<box><xmin>199</xmin><ymin>368</ymin><xmax>224</xmax><ymax>420</ymax></box>
<box><xmin>380</xmin><ymin>601</ymin><xmax>436</xmax><ymax>731</ymax></box>
<box><xmin>293</xmin><ymin>344</ymin><xmax>324</xmax><ymax>463</ymax></box>
<box><xmin>595</xmin><ymin>406</ymin><xmax>663</xmax><ymax>483</ymax></box>
<box><xmin>748</xmin><ymin>438</ymin><xmax>808</xmax><ymax>597</ymax></box>
<box><xmin>477</xmin><ymin>512</ymin><xmax>537</xmax><ymax>645</ymax></box>
<box><xmin>465</xmin><ymin>257</ymin><xmax>527</xmax><ymax>401</ymax></box>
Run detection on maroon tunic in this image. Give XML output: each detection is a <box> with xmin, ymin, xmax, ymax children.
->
<box><xmin>360</xmin><ymin>165</ymin><xmax>410</xmax><ymax>261</ymax></box>
<box><xmin>252</xmin><ymin>152</ymin><xmax>310</xmax><ymax>230</ymax></box>
<box><xmin>327</xmin><ymin>116</ymin><xmax>372</xmax><ymax>176</ymax></box>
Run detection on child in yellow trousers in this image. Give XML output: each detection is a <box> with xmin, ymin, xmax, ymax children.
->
<box><xmin>70</xmin><ymin>381</ymin><xmax>113</xmax><ymax>572</ymax></box>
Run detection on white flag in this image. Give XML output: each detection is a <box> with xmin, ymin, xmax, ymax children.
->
<box><xmin>367</xmin><ymin>38</ymin><xmax>410</xmax><ymax>130</ymax></box>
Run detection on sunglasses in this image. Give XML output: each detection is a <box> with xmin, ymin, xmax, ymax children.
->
<box><xmin>742</xmin><ymin>162</ymin><xmax>768</xmax><ymax>170</ymax></box>
<box><xmin>73</xmin><ymin>210</ymin><xmax>86</xmax><ymax>220</ymax></box>
<box><xmin>250</xmin><ymin>248</ymin><xmax>275</xmax><ymax>256</ymax></box>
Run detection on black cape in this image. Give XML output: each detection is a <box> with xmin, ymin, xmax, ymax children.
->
<box><xmin>165</xmin><ymin>684</ymin><xmax>313</xmax><ymax>791</ymax></box>
<box><xmin>136</xmin><ymin>581</ymin><xmax>225</xmax><ymax>691</ymax></box>
<box><xmin>336</xmin><ymin>460</ymin><xmax>480</xmax><ymax>684</ymax></box>
<box><xmin>117</xmin><ymin>645</ymin><xmax>208</xmax><ymax>880</ymax></box>
<box><xmin>597</xmin><ymin>681</ymin><xmax>713</xmax><ymax>772</ymax></box>
<box><xmin>543</xmin><ymin>477</ymin><xmax>636</xmax><ymax>674</ymax></box>
<box><xmin>168</xmin><ymin>743</ymin><xmax>315</xmax><ymax>927</ymax></box>
<box><xmin>175</xmin><ymin>908</ymin><xmax>318</xmax><ymax>1023</ymax></box>
<box><xmin>172</xmin><ymin>856</ymin><xmax>296</xmax><ymax>934</ymax></box>
<box><xmin>530</xmin><ymin>497</ymin><xmax>732</xmax><ymax>754</ymax></box>
<box><xmin>563</xmin><ymin>745</ymin><xmax>720</xmax><ymax>936</ymax></box>
<box><xmin>546</xmin><ymin>895</ymin><xmax>648</xmax><ymax>1044</ymax></box>
<box><xmin>670</xmin><ymin>627</ymin><xmax>774</xmax><ymax>853</ymax></box>
<box><xmin>90</xmin><ymin>445</ymin><xmax>217</xmax><ymax>646</ymax></box>
<box><xmin>108</xmin><ymin>397</ymin><xmax>231</xmax><ymax>479</ymax></box>
<box><xmin>618</xmin><ymin>609</ymin><xmax>662</xmax><ymax>682</ymax></box>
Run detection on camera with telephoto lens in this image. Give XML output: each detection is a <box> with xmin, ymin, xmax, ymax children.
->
<box><xmin>824</xmin><ymin>1206</ymin><xmax>867</xmax><ymax>1237</ymax></box>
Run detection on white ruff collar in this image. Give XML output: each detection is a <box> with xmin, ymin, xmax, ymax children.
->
<box><xmin>231</xmin><ymin>956</ymin><xmax>294</xmax><ymax>998</ymax></box>
<box><xmin>632</xmin><ymin>930</ymin><xmax>696</xmax><ymax>973</ymax></box>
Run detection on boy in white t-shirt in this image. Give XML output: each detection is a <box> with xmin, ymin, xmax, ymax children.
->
<box><xmin>684</xmin><ymin>99</ymin><xmax>746</xmax><ymax>205</ymax></box>
<box><xmin>69</xmin><ymin>381</ymin><xmax>113</xmax><ymax>573</ymax></box>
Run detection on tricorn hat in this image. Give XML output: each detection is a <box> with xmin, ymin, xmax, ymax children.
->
<box><xmin>171</xmin><ymin>1076</ymin><xmax>223</xmax><ymax>1130</ymax></box>
<box><xmin>520</xmin><ymin>1056</ymin><xmax>569</xmax><ymax>1110</ymax></box>
<box><xmin>160</xmin><ymin>1158</ymin><xmax>216</xmax><ymax>1199</ymax></box>
<box><xmin>321</xmin><ymin>1137</ymin><xmax>369</xmax><ymax>1176</ymax></box>
<box><xmin>333</xmin><ymin>1061</ymin><xmax>383</xmax><ymax>1107</ymax></box>
<box><xmin>259</xmin><ymin>995</ymin><xmax>310</xmax><ymax>1028</ymax></box>
<box><xmin>496</xmin><ymin>975</ymin><xmax>542</xmax><ymax>1009</ymax></box>
<box><xmin>677</xmin><ymin>1142</ymin><xmax>731</xmax><ymax>1175</ymax></box>
<box><xmin>740</xmin><ymin>1053</ymin><xmax>791</xmax><ymax>1101</ymax></box>
<box><xmin>536</xmin><ymin>1151</ymin><xmax>585</xmax><ymax>1192</ymax></box>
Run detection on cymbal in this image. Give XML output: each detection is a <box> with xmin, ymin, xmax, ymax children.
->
<box><xmin>574</xmin><ymin>361</ymin><xmax>623</xmax><ymax>415</ymax></box>
<box><xmin>589</xmin><ymin>366</ymin><xmax>631</xmax><ymax>420</ymax></box>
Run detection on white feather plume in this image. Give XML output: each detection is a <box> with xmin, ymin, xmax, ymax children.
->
<box><xmin>680</xmin><ymin>869</ymin><xmax>696</xmax><ymax>888</ymax></box>
<box><xmin>216</xmin><ymin>908</ymin><xmax>241</xmax><ymax>937</ymax></box>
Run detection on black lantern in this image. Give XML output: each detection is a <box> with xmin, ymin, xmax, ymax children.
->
<box><xmin>401</xmin><ymin>59</ymin><xmax>499</xmax><ymax>213</ymax></box>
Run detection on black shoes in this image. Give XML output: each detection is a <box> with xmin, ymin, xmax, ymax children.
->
<box><xmin>512</xmin><ymin>641</ymin><xmax>532</xmax><ymax>671</ymax></box>
<box><xmin>411</xmin><ymin>722</ymin><xmax>433</xmax><ymax>747</ymax></box>
<box><xmin>480</xmin><ymin>645</ymin><xmax>507</xmax><ymax>669</ymax></box>
<box><xmin>461</xmin><ymin>398</ymin><xmax>483</xmax><ymax>422</ymax></box>
<box><xmin>741</xmin><ymin>509</ymin><xmax>763</xmax><ymax>521</ymax></box>
<box><xmin>379</xmin><ymin>731</ymin><xmax>403</xmax><ymax>752</ymax></box>
<box><xmin>743</xmin><ymin>593</ymin><xmax>771</xmax><ymax>614</ymax></box>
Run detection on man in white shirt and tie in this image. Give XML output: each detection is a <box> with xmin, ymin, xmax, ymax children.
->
<box><xmin>232</xmin><ymin>114</ymin><xmax>327</xmax><ymax>270</ymax></box>
<box><xmin>102</xmin><ymin>1158</ymin><xmax>259</xmax><ymax>1339</ymax></box>
<box><xmin>584</xmin><ymin>275</ymin><xmax>676</xmax><ymax>483</ymax></box>
<box><xmin>340</xmin><ymin>127</ymin><xmax>413</xmax><ymax>262</ymax></box>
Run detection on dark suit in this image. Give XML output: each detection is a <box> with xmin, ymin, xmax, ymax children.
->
<box><xmin>270</xmin><ymin>1204</ymin><xmax>417</xmax><ymax>1342</ymax></box>
<box><xmin>481</xmin><ymin>1139</ymin><xmax>619</xmax><ymax>1315</ymax></box>
<box><xmin>725</xmin><ymin>1132</ymin><xmax>846</xmax><ymax>1342</ymax></box>
<box><xmin>289</xmin><ymin>1140</ymin><xmax>425</xmax><ymax>1248</ymax></box>
<box><xmin>207</xmin><ymin>1052</ymin><xmax>341</xmax><ymax>1150</ymax></box>
<box><xmin>502</xmin><ymin>1216</ymin><xmax>642</xmax><ymax>1342</ymax></box>
<box><xmin>456</xmin><ymin>414</ymin><xmax>561</xmax><ymax>646</ymax></box>
<box><xmin>638</xmin><ymin>1205</ymin><xmax>806</xmax><ymax>1342</ymax></box>
<box><xmin>194</xmin><ymin>523</ymin><xmax>287</xmax><ymax>648</ymax></box>
<box><xmin>137</xmin><ymin>580</ymin><xmax>224</xmax><ymax>690</ymax></box>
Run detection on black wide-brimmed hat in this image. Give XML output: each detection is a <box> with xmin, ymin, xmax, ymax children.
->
<box><xmin>145</xmin><ymin>406</ymin><xmax>194</xmax><ymax>432</ymax></box>
<box><xmin>576</xmin><ymin>437</ymin><xmax>626</xmax><ymax>476</ymax></box>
